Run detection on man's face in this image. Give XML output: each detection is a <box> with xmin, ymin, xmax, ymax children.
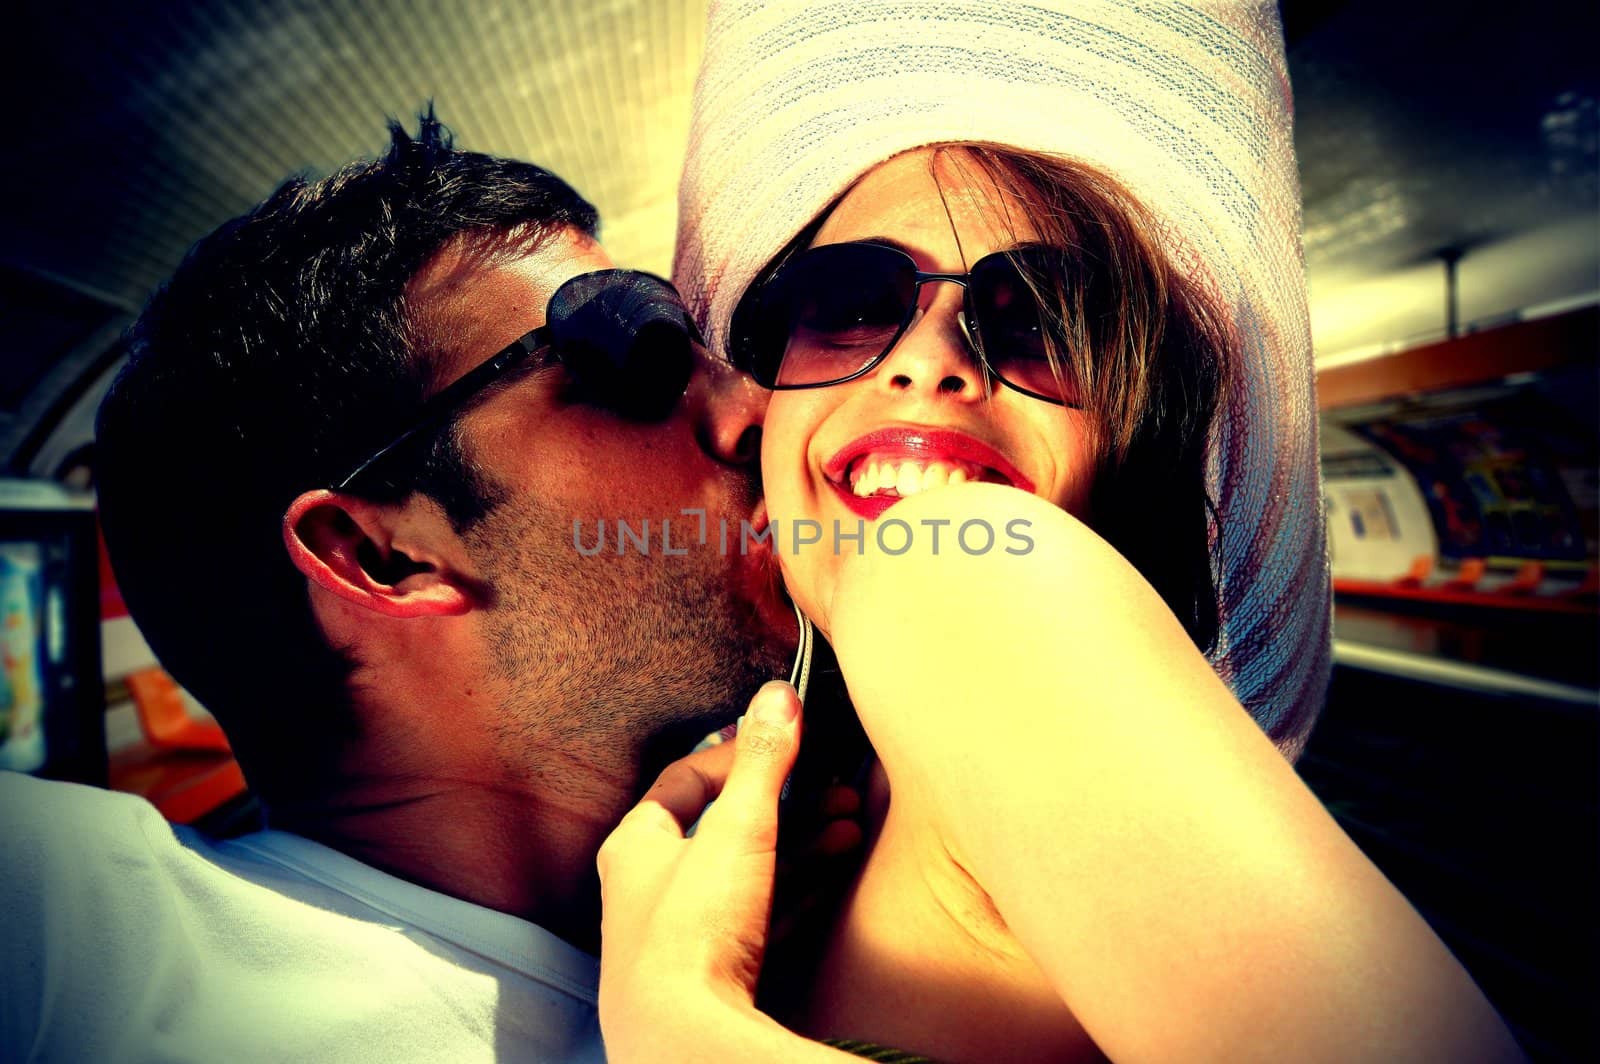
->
<box><xmin>408</xmin><ymin>227</ymin><xmax>795</xmax><ymax>775</ymax></box>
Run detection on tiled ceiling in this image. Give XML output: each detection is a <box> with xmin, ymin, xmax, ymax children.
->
<box><xmin>1285</xmin><ymin>0</ymin><xmax>1597</xmax><ymax>358</ymax></box>
<box><xmin>8</xmin><ymin>0</ymin><xmax>712</xmax><ymax>306</ymax></box>
<box><xmin>4</xmin><ymin>0</ymin><xmax>1597</xmax><ymax>365</ymax></box>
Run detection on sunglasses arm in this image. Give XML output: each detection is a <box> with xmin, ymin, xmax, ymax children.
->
<box><xmin>332</xmin><ymin>327</ymin><xmax>551</xmax><ymax>492</ymax></box>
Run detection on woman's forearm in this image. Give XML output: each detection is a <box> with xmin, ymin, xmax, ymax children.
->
<box><xmin>828</xmin><ymin>484</ymin><xmax>1521</xmax><ymax>1063</ymax></box>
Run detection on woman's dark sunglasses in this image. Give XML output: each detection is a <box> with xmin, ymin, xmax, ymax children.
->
<box><xmin>729</xmin><ymin>241</ymin><xmax>1080</xmax><ymax>406</ymax></box>
<box><xmin>334</xmin><ymin>269</ymin><xmax>697</xmax><ymax>492</ymax></box>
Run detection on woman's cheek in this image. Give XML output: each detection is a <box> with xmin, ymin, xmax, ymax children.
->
<box><xmin>1037</xmin><ymin>412</ymin><xmax>1097</xmax><ymax>520</ymax></box>
<box><xmin>776</xmin><ymin>544</ymin><xmax>834</xmax><ymax>634</ymax></box>
<box><xmin>763</xmin><ymin>461</ymin><xmax>834</xmax><ymax>628</ymax></box>
<box><xmin>760</xmin><ymin>396</ymin><xmax>836</xmax><ymax>628</ymax></box>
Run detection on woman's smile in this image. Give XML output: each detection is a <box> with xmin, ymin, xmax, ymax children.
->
<box><xmin>822</xmin><ymin>424</ymin><xmax>1035</xmax><ymax>520</ymax></box>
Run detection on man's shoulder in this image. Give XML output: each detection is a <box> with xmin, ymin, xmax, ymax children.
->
<box><xmin>0</xmin><ymin>773</ymin><xmax>606</xmax><ymax>1062</ymax></box>
<box><xmin>0</xmin><ymin>768</ymin><xmax>159</xmax><ymax>816</ymax></box>
<box><xmin>0</xmin><ymin>771</ymin><xmax>177</xmax><ymax>876</ymax></box>
<box><xmin>0</xmin><ymin>773</ymin><xmax>203</xmax><ymax>977</ymax></box>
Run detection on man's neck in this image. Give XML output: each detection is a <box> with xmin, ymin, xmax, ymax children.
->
<box><xmin>269</xmin><ymin>750</ymin><xmax>642</xmax><ymax>955</ymax></box>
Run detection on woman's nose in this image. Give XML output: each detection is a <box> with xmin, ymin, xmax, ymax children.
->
<box><xmin>873</xmin><ymin>281</ymin><xmax>985</xmax><ymax>400</ymax></box>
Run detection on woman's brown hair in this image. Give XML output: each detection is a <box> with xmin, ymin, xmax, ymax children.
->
<box><xmin>939</xmin><ymin>144</ymin><xmax>1229</xmax><ymax>653</ymax></box>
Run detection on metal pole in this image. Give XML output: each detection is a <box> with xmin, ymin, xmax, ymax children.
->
<box><xmin>1440</xmin><ymin>247</ymin><xmax>1464</xmax><ymax>339</ymax></box>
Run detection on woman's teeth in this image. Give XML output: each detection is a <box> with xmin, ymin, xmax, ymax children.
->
<box><xmin>849</xmin><ymin>458</ymin><xmax>975</xmax><ymax>498</ymax></box>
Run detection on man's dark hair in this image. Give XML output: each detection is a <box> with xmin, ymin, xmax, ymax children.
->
<box><xmin>95</xmin><ymin>109</ymin><xmax>599</xmax><ymax>806</ymax></box>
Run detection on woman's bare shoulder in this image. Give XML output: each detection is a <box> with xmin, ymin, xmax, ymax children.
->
<box><xmin>820</xmin><ymin>491</ymin><xmax>1521</xmax><ymax>1064</ymax></box>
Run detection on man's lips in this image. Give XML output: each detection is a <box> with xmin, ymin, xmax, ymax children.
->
<box><xmin>821</xmin><ymin>426</ymin><xmax>1034</xmax><ymax>518</ymax></box>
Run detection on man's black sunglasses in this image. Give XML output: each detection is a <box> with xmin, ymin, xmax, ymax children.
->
<box><xmin>729</xmin><ymin>241</ymin><xmax>1082</xmax><ymax>406</ymax></box>
<box><xmin>334</xmin><ymin>269</ymin><xmax>698</xmax><ymax>492</ymax></box>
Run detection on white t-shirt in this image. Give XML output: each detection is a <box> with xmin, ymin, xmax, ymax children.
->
<box><xmin>0</xmin><ymin>772</ymin><xmax>605</xmax><ymax>1063</ymax></box>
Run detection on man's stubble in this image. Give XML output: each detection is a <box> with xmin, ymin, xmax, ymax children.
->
<box><xmin>465</xmin><ymin>490</ymin><xmax>789</xmax><ymax>782</ymax></box>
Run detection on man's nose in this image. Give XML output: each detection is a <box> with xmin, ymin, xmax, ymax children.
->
<box><xmin>683</xmin><ymin>345</ymin><xmax>768</xmax><ymax>465</ymax></box>
<box><xmin>874</xmin><ymin>282</ymin><xmax>986</xmax><ymax>401</ymax></box>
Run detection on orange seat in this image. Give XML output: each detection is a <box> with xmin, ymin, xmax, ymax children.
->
<box><xmin>110</xmin><ymin>669</ymin><xmax>247</xmax><ymax>825</ymax></box>
<box><xmin>125</xmin><ymin>668</ymin><xmax>232</xmax><ymax>753</ymax></box>
<box><xmin>1443</xmin><ymin>558</ymin><xmax>1487</xmax><ymax>590</ymax></box>
<box><xmin>1502</xmin><ymin>561</ymin><xmax>1544</xmax><ymax>594</ymax></box>
<box><xmin>1395</xmin><ymin>555</ymin><xmax>1433</xmax><ymax>587</ymax></box>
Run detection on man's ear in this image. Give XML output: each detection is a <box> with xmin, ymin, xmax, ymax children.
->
<box><xmin>282</xmin><ymin>490</ymin><xmax>474</xmax><ymax>618</ymax></box>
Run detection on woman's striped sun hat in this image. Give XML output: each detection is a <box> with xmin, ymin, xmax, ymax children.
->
<box><xmin>676</xmin><ymin>0</ymin><xmax>1329</xmax><ymax>758</ymax></box>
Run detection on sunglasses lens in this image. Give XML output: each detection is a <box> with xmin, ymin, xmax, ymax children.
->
<box><xmin>969</xmin><ymin>249</ymin><xmax>1079</xmax><ymax>404</ymax></box>
<box><xmin>547</xmin><ymin>271</ymin><xmax>694</xmax><ymax>420</ymax></box>
<box><xmin>754</xmin><ymin>244</ymin><xmax>914</xmax><ymax>387</ymax></box>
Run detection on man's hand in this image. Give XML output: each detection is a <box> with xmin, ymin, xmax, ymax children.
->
<box><xmin>599</xmin><ymin>681</ymin><xmax>859</xmax><ymax>1061</ymax></box>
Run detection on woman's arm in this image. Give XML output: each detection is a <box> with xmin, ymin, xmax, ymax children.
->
<box><xmin>824</xmin><ymin>483</ymin><xmax>1521</xmax><ymax>1063</ymax></box>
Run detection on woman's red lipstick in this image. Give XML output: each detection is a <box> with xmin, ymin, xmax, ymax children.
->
<box><xmin>822</xmin><ymin>427</ymin><xmax>1033</xmax><ymax>519</ymax></box>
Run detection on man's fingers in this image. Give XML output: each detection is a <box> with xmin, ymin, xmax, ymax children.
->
<box><xmin>606</xmin><ymin>682</ymin><xmax>801</xmax><ymax>875</ymax></box>
<box><xmin>597</xmin><ymin>741</ymin><xmax>739</xmax><ymax>881</ymax></box>
<box><xmin>703</xmin><ymin>681</ymin><xmax>802</xmax><ymax>843</ymax></box>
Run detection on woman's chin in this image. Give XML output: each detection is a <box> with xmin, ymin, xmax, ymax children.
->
<box><xmin>775</xmin><ymin>549</ymin><xmax>835</xmax><ymax>638</ymax></box>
